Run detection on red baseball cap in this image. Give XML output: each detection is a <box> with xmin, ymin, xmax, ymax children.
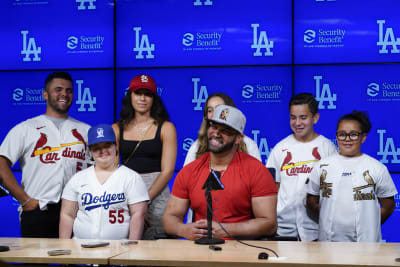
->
<box><xmin>129</xmin><ymin>74</ymin><xmax>157</xmax><ymax>95</ymax></box>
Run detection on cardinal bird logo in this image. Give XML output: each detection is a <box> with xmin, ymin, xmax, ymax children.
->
<box><xmin>312</xmin><ymin>147</ymin><xmax>321</xmax><ymax>160</ymax></box>
<box><xmin>280</xmin><ymin>151</ymin><xmax>292</xmax><ymax>171</ymax></box>
<box><xmin>72</xmin><ymin>129</ymin><xmax>87</xmax><ymax>150</ymax></box>
<box><xmin>31</xmin><ymin>133</ymin><xmax>48</xmax><ymax>157</ymax></box>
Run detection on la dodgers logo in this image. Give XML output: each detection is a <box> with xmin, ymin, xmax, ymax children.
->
<box><xmin>21</xmin><ymin>30</ymin><xmax>41</xmax><ymax>62</ymax></box>
<box><xmin>251</xmin><ymin>130</ymin><xmax>270</xmax><ymax>165</ymax></box>
<box><xmin>377</xmin><ymin>20</ymin><xmax>400</xmax><ymax>54</ymax></box>
<box><xmin>81</xmin><ymin>192</ymin><xmax>126</xmax><ymax>211</ymax></box>
<box><xmin>377</xmin><ymin>129</ymin><xmax>400</xmax><ymax>164</ymax></box>
<box><xmin>314</xmin><ymin>75</ymin><xmax>337</xmax><ymax>109</ymax></box>
<box><xmin>251</xmin><ymin>24</ymin><xmax>274</xmax><ymax>57</ymax></box>
<box><xmin>192</xmin><ymin>78</ymin><xmax>208</xmax><ymax>111</ymax></box>
<box><xmin>96</xmin><ymin>128</ymin><xmax>104</xmax><ymax>138</ymax></box>
<box><xmin>193</xmin><ymin>0</ymin><xmax>213</xmax><ymax>6</ymax></box>
<box><xmin>76</xmin><ymin>80</ymin><xmax>96</xmax><ymax>112</ymax></box>
<box><xmin>76</xmin><ymin>0</ymin><xmax>96</xmax><ymax>10</ymax></box>
<box><xmin>133</xmin><ymin>27</ymin><xmax>155</xmax><ymax>59</ymax></box>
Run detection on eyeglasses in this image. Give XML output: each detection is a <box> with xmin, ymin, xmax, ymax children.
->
<box><xmin>336</xmin><ymin>131</ymin><xmax>363</xmax><ymax>141</ymax></box>
<box><xmin>208</xmin><ymin>121</ymin><xmax>236</xmax><ymax>136</ymax></box>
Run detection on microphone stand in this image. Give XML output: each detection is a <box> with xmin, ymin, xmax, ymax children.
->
<box><xmin>195</xmin><ymin>171</ymin><xmax>225</xmax><ymax>245</ymax></box>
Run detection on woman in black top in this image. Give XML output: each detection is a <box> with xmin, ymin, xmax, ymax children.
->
<box><xmin>112</xmin><ymin>74</ymin><xmax>177</xmax><ymax>240</ymax></box>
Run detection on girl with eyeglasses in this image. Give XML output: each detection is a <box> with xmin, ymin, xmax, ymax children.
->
<box><xmin>306</xmin><ymin>111</ymin><xmax>397</xmax><ymax>242</ymax></box>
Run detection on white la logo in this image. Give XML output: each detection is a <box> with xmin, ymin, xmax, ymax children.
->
<box><xmin>75</xmin><ymin>80</ymin><xmax>96</xmax><ymax>112</ymax></box>
<box><xmin>192</xmin><ymin>78</ymin><xmax>208</xmax><ymax>111</ymax></box>
<box><xmin>377</xmin><ymin>129</ymin><xmax>400</xmax><ymax>164</ymax></box>
<box><xmin>314</xmin><ymin>75</ymin><xmax>337</xmax><ymax>110</ymax></box>
<box><xmin>251</xmin><ymin>24</ymin><xmax>274</xmax><ymax>57</ymax></box>
<box><xmin>193</xmin><ymin>0</ymin><xmax>213</xmax><ymax>6</ymax></box>
<box><xmin>21</xmin><ymin>30</ymin><xmax>41</xmax><ymax>62</ymax></box>
<box><xmin>96</xmin><ymin>128</ymin><xmax>104</xmax><ymax>138</ymax></box>
<box><xmin>252</xmin><ymin>130</ymin><xmax>271</xmax><ymax>165</ymax></box>
<box><xmin>76</xmin><ymin>0</ymin><xmax>96</xmax><ymax>10</ymax></box>
<box><xmin>133</xmin><ymin>27</ymin><xmax>155</xmax><ymax>59</ymax></box>
<box><xmin>377</xmin><ymin>20</ymin><xmax>400</xmax><ymax>54</ymax></box>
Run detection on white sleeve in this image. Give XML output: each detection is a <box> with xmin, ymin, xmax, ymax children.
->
<box><xmin>375</xmin><ymin>165</ymin><xmax>398</xmax><ymax>198</ymax></box>
<box><xmin>266</xmin><ymin>146</ymin><xmax>281</xmax><ymax>183</ymax></box>
<box><xmin>61</xmin><ymin>175</ymin><xmax>79</xmax><ymax>201</ymax></box>
<box><xmin>306</xmin><ymin>166</ymin><xmax>320</xmax><ymax>196</ymax></box>
<box><xmin>0</xmin><ymin>123</ymin><xmax>26</xmax><ymax>166</ymax></box>
<box><xmin>243</xmin><ymin>135</ymin><xmax>262</xmax><ymax>162</ymax></box>
<box><xmin>183</xmin><ymin>139</ymin><xmax>199</xmax><ymax>166</ymax></box>
<box><xmin>127</xmin><ymin>173</ymin><xmax>150</xmax><ymax>205</ymax></box>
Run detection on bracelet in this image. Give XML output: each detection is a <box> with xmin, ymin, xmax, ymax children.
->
<box><xmin>21</xmin><ymin>197</ymin><xmax>32</xmax><ymax>207</ymax></box>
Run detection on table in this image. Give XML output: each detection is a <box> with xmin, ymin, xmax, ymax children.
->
<box><xmin>110</xmin><ymin>239</ymin><xmax>400</xmax><ymax>267</ymax></box>
<box><xmin>0</xmin><ymin>237</ymin><xmax>128</xmax><ymax>265</ymax></box>
<box><xmin>1</xmin><ymin>238</ymin><xmax>400</xmax><ymax>266</ymax></box>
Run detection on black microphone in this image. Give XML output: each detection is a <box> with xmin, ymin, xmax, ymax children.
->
<box><xmin>195</xmin><ymin>170</ymin><xmax>225</xmax><ymax>245</ymax></box>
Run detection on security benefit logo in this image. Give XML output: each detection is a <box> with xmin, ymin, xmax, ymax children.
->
<box><xmin>366</xmin><ymin>81</ymin><xmax>400</xmax><ymax>102</ymax></box>
<box><xmin>76</xmin><ymin>0</ymin><xmax>96</xmax><ymax>10</ymax></box>
<box><xmin>21</xmin><ymin>30</ymin><xmax>41</xmax><ymax>62</ymax></box>
<box><xmin>314</xmin><ymin>75</ymin><xmax>337</xmax><ymax>110</ymax></box>
<box><xmin>182</xmin><ymin>31</ymin><xmax>222</xmax><ymax>52</ymax></box>
<box><xmin>133</xmin><ymin>27</ymin><xmax>155</xmax><ymax>59</ymax></box>
<box><xmin>67</xmin><ymin>35</ymin><xmax>105</xmax><ymax>54</ymax></box>
<box><xmin>377</xmin><ymin>20</ymin><xmax>400</xmax><ymax>54</ymax></box>
<box><xmin>377</xmin><ymin>129</ymin><xmax>400</xmax><ymax>165</ymax></box>
<box><xmin>241</xmin><ymin>82</ymin><xmax>282</xmax><ymax>103</ymax></box>
<box><xmin>12</xmin><ymin>87</ymin><xmax>45</xmax><ymax>106</ymax></box>
<box><xmin>303</xmin><ymin>27</ymin><xmax>345</xmax><ymax>49</ymax></box>
<box><xmin>251</xmin><ymin>24</ymin><xmax>273</xmax><ymax>56</ymax></box>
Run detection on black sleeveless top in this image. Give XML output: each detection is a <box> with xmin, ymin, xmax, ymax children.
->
<box><xmin>119</xmin><ymin>122</ymin><xmax>163</xmax><ymax>174</ymax></box>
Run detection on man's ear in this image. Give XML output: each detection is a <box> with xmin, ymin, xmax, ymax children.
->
<box><xmin>42</xmin><ymin>90</ymin><xmax>48</xmax><ymax>101</ymax></box>
<box><xmin>235</xmin><ymin>134</ymin><xmax>244</xmax><ymax>145</ymax></box>
<box><xmin>313</xmin><ymin>112</ymin><xmax>320</xmax><ymax>125</ymax></box>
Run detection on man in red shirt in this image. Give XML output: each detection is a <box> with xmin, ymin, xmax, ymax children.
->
<box><xmin>163</xmin><ymin>105</ymin><xmax>277</xmax><ymax>240</ymax></box>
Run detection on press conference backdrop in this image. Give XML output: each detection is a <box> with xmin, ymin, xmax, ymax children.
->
<box><xmin>0</xmin><ymin>0</ymin><xmax>399</xmax><ymax>241</ymax></box>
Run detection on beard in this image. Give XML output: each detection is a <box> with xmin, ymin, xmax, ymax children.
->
<box><xmin>47</xmin><ymin>94</ymin><xmax>71</xmax><ymax>115</ymax></box>
<box><xmin>207</xmin><ymin>137</ymin><xmax>235</xmax><ymax>154</ymax></box>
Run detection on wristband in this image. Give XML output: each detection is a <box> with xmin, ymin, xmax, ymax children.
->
<box><xmin>21</xmin><ymin>197</ymin><xmax>32</xmax><ymax>207</ymax></box>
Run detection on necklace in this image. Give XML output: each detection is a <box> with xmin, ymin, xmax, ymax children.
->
<box><xmin>133</xmin><ymin>120</ymin><xmax>154</xmax><ymax>136</ymax></box>
<box><xmin>209</xmin><ymin>159</ymin><xmax>227</xmax><ymax>178</ymax></box>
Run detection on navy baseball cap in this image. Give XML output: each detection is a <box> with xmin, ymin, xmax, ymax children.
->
<box><xmin>88</xmin><ymin>124</ymin><xmax>116</xmax><ymax>146</ymax></box>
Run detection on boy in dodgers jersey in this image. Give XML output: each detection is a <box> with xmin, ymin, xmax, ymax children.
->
<box><xmin>266</xmin><ymin>93</ymin><xmax>337</xmax><ymax>241</ymax></box>
<box><xmin>0</xmin><ymin>72</ymin><xmax>91</xmax><ymax>238</ymax></box>
<box><xmin>307</xmin><ymin>111</ymin><xmax>396</xmax><ymax>242</ymax></box>
<box><xmin>59</xmin><ymin>124</ymin><xmax>149</xmax><ymax>240</ymax></box>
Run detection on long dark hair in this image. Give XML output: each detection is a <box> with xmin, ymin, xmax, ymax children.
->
<box><xmin>117</xmin><ymin>91</ymin><xmax>169</xmax><ymax>127</ymax></box>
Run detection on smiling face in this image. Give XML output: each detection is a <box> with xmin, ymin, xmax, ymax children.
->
<box><xmin>90</xmin><ymin>142</ymin><xmax>118</xmax><ymax>168</ymax></box>
<box><xmin>131</xmin><ymin>88</ymin><xmax>154</xmax><ymax>114</ymax></box>
<box><xmin>43</xmin><ymin>78</ymin><xmax>73</xmax><ymax>118</ymax></box>
<box><xmin>289</xmin><ymin>104</ymin><xmax>319</xmax><ymax>142</ymax></box>
<box><xmin>207</xmin><ymin>121</ymin><xmax>240</xmax><ymax>154</ymax></box>
<box><xmin>337</xmin><ymin>119</ymin><xmax>366</xmax><ymax>157</ymax></box>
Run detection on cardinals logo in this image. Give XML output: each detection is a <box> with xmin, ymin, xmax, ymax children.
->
<box><xmin>72</xmin><ymin>129</ymin><xmax>87</xmax><ymax>150</ymax></box>
<box><xmin>31</xmin><ymin>133</ymin><xmax>48</xmax><ymax>157</ymax></box>
<box><xmin>219</xmin><ymin>108</ymin><xmax>229</xmax><ymax>121</ymax></box>
<box><xmin>281</xmin><ymin>151</ymin><xmax>292</xmax><ymax>171</ymax></box>
<box><xmin>312</xmin><ymin>147</ymin><xmax>321</xmax><ymax>160</ymax></box>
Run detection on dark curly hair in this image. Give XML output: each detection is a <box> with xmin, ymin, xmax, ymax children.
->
<box><xmin>337</xmin><ymin>110</ymin><xmax>371</xmax><ymax>134</ymax></box>
<box><xmin>117</xmin><ymin>91</ymin><xmax>169</xmax><ymax>127</ymax></box>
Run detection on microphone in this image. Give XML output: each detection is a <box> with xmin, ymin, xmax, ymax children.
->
<box><xmin>195</xmin><ymin>170</ymin><xmax>225</xmax><ymax>245</ymax></box>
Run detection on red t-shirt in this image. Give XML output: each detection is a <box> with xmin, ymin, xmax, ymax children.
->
<box><xmin>172</xmin><ymin>151</ymin><xmax>277</xmax><ymax>223</ymax></box>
